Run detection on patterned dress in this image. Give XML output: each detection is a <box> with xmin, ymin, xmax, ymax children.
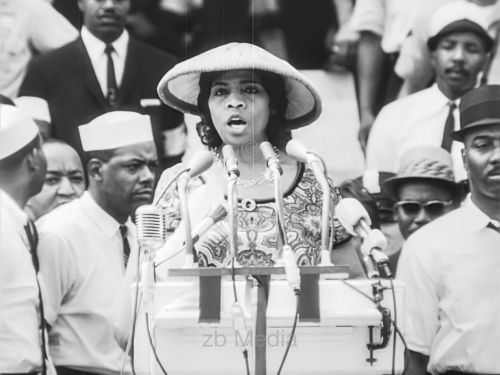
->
<box><xmin>196</xmin><ymin>163</ymin><xmax>350</xmax><ymax>267</ymax></box>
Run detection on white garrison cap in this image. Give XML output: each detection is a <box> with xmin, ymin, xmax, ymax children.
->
<box><xmin>13</xmin><ymin>96</ymin><xmax>51</xmax><ymax>123</ymax></box>
<box><xmin>0</xmin><ymin>104</ymin><xmax>39</xmax><ymax>160</ymax></box>
<box><xmin>427</xmin><ymin>2</ymin><xmax>493</xmax><ymax>50</ymax></box>
<box><xmin>79</xmin><ymin>111</ymin><xmax>154</xmax><ymax>152</ymax></box>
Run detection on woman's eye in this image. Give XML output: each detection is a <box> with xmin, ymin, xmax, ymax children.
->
<box><xmin>45</xmin><ymin>177</ymin><xmax>59</xmax><ymax>185</ymax></box>
<box><xmin>212</xmin><ymin>88</ymin><xmax>227</xmax><ymax>96</ymax></box>
<box><xmin>245</xmin><ymin>86</ymin><xmax>258</xmax><ymax>94</ymax></box>
<box><xmin>70</xmin><ymin>176</ymin><xmax>84</xmax><ymax>184</ymax></box>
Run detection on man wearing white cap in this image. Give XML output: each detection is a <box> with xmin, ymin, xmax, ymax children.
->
<box><xmin>0</xmin><ymin>105</ymin><xmax>48</xmax><ymax>374</ymax></box>
<box><xmin>36</xmin><ymin>111</ymin><xmax>157</xmax><ymax>375</ymax></box>
<box><xmin>366</xmin><ymin>2</ymin><xmax>492</xmax><ymax>183</ymax></box>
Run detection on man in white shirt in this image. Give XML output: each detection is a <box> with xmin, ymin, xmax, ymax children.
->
<box><xmin>366</xmin><ymin>2</ymin><xmax>492</xmax><ymax>182</ymax></box>
<box><xmin>0</xmin><ymin>105</ymin><xmax>48</xmax><ymax>374</ymax></box>
<box><xmin>0</xmin><ymin>0</ymin><xmax>77</xmax><ymax>98</ymax></box>
<box><xmin>37</xmin><ymin>111</ymin><xmax>158</xmax><ymax>375</ymax></box>
<box><xmin>20</xmin><ymin>0</ymin><xmax>185</xmax><ymax>170</ymax></box>
<box><xmin>397</xmin><ymin>84</ymin><xmax>500</xmax><ymax>374</ymax></box>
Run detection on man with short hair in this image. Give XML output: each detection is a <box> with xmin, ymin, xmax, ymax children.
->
<box><xmin>397</xmin><ymin>85</ymin><xmax>500</xmax><ymax>374</ymax></box>
<box><xmin>366</xmin><ymin>2</ymin><xmax>493</xmax><ymax>182</ymax></box>
<box><xmin>26</xmin><ymin>139</ymin><xmax>86</xmax><ymax>221</ymax></box>
<box><xmin>0</xmin><ymin>104</ymin><xmax>48</xmax><ymax>374</ymax></box>
<box><xmin>382</xmin><ymin>146</ymin><xmax>461</xmax><ymax>271</ymax></box>
<box><xmin>20</xmin><ymin>0</ymin><xmax>185</xmax><ymax>169</ymax></box>
<box><xmin>37</xmin><ymin>111</ymin><xmax>158</xmax><ymax>375</ymax></box>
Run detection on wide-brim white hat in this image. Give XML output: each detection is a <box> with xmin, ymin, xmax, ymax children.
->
<box><xmin>157</xmin><ymin>42</ymin><xmax>322</xmax><ymax>129</ymax></box>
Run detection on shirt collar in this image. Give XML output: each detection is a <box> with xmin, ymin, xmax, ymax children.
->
<box><xmin>81</xmin><ymin>191</ymin><xmax>132</xmax><ymax>238</ymax></box>
<box><xmin>463</xmin><ymin>194</ymin><xmax>499</xmax><ymax>230</ymax></box>
<box><xmin>81</xmin><ymin>26</ymin><xmax>129</xmax><ymax>60</ymax></box>
<box><xmin>430</xmin><ymin>83</ymin><xmax>461</xmax><ymax>108</ymax></box>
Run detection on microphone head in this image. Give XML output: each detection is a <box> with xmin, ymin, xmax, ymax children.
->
<box><xmin>360</xmin><ymin>229</ymin><xmax>388</xmax><ymax>256</ymax></box>
<box><xmin>135</xmin><ymin>204</ymin><xmax>167</xmax><ymax>250</ymax></box>
<box><xmin>285</xmin><ymin>139</ymin><xmax>309</xmax><ymax>163</ymax></box>
<box><xmin>335</xmin><ymin>198</ymin><xmax>372</xmax><ymax>236</ymax></box>
<box><xmin>210</xmin><ymin>204</ymin><xmax>228</xmax><ymax>223</ymax></box>
<box><xmin>186</xmin><ymin>150</ymin><xmax>214</xmax><ymax>178</ymax></box>
<box><xmin>221</xmin><ymin>145</ymin><xmax>240</xmax><ymax>177</ymax></box>
<box><xmin>259</xmin><ymin>141</ymin><xmax>276</xmax><ymax>160</ymax></box>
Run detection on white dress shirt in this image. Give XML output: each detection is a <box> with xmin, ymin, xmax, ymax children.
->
<box><xmin>80</xmin><ymin>26</ymin><xmax>128</xmax><ymax>97</ymax></box>
<box><xmin>397</xmin><ymin>197</ymin><xmax>500</xmax><ymax>374</ymax></box>
<box><xmin>0</xmin><ymin>189</ymin><xmax>43</xmax><ymax>372</ymax></box>
<box><xmin>37</xmin><ymin>192</ymin><xmax>137</xmax><ymax>375</ymax></box>
<box><xmin>366</xmin><ymin>84</ymin><xmax>466</xmax><ymax>181</ymax></box>
<box><xmin>0</xmin><ymin>0</ymin><xmax>77</xmax><ymax>97</ymax></box>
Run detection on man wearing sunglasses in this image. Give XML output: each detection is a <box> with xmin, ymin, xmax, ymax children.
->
<box><xmin>382</xmin><ymin>146</ymin><xmax>461</xmax><ymax>272</ymax></box>
<box><xmin>397</xmin><ymin>85</ymin><xmax>500</xmax><ymax>375</ymax></box>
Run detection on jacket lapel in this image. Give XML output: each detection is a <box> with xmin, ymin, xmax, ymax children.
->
<box><xmin>117</xmin><ymin>37</ymin><xmax>139</xmax><ymax>106</ymax></box>
<box><xmin>73</xmin><ymin>37</ymin><xmax>108</xmax><ymax>108</ymax></box>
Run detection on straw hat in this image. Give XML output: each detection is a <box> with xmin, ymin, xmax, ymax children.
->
<box><xmin>427</xmin><ymin>2</ymin><xmax>493</xmax><ymax>51</ymax></box>
<box><xmin>382</xmin><ymin>146</ymin><xmax>458</xmax><ymax>198</ymax></box>
<box><xmin>454</xmin><ymin>84</ymin><xmax>500</xmax><ymax>141</ymax></box>
<box><xmin>157</xmin><ymin>42</ymin><xmax>322</xmax><ymax>129</ymax></box>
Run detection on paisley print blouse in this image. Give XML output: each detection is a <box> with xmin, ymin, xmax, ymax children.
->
<box><xmin>196</xmin><ymin>163</ymin><xmax>350</xmax><ymax>267</ymax></box>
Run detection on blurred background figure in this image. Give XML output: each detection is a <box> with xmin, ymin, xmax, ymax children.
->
<box><xmin>26</xmin><ymin>140</ymin><xmax>85</xmax><ymax>221</ymax></box>
<box><xmin>0</xmin><ymin>0</ymin><xmax>77</xmax><ymax>98</ymax></box>
<box><xmin>382</xmin><ymin>146</ymin><xmax>461</xmax><ymax>271</ymax></box>
<box><xmin>20</xmin><ymin>0</ymin><xmax>185</xmax><ymax>171</ymax></box>
<box><xmin>366</xmin><ymin>2</ymin><xmax>492</xmax><ymax>183</ymax></box>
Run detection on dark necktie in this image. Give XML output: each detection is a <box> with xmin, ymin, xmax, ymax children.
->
<box><xmin>24</xmin><ymin>220</ymin><xmax>47</xmax><ymax>375</ymax></box>
<box><xmin>119</xmin><ymin>225</ymin><xmax>130</xmax><ymax>268</ymax></box>
<box><xmin>441</xmin><ymin>101</ymin><xmax>457</xmax><ymax>151</ymax></box>
<box><xmin>104</xmin><ymin>43</ymin><xmax>118</xmax><ymax>108</ymax></box>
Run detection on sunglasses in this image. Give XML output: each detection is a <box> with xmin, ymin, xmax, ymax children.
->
<box><xmin>395</xmin><ymin>200</ymin><xmax>453</xmax><ymax>217</ymax></box>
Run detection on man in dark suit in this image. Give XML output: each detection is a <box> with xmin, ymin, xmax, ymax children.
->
<box><xmin>20</xmin><ymin>0</ymin><xmax>185</xmax><ymax>170</ymax></box>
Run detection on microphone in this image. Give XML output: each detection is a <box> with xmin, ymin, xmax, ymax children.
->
<box><xmin>135</xmin><ymin>204</ymin><xmax>167</xmax><ymax>306</ymax></box>
<box><xmin>221</xmin><ymin>145</ymin><xmax>240</xmax><ymax>178</ymax></box>
<box><xmin>189</xmin><ymin>204</ymin><xmax>228</xmax><ymax>245</ymax></box>
<box><xmin>335</xmin><ymin>198</ymin><xmax>393</xmax><ymax>278</ymax></box>
<box><xmin>260</xmin><ymin>141</ymin><xmax>282</xmax><ymax>175</ymax></box>
<box><xmin>286</xmin><ymin>139</ymin><xmax>332</xmax><ymax>265</ymax></box>
<box><xmin>136</xmin><ymin>204</ymin><xmax>167</xmax><ymax>250</ymax></box>
<box><xmin>153</xmin><ymin>150</ymin><xmax>214</xmax><ymax>206</ymax></box>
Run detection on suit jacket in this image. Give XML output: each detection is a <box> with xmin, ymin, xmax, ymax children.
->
<box><xmin>20</xmin><ymin>36</ymin><xmax>184</xmax><ymax>165</ymax></box>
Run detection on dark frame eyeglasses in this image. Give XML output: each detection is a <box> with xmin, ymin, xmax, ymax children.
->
<box><xmin>395</xmin><ymin>200</ymin><xmax>453</xmax><ymax>217</ymax></box>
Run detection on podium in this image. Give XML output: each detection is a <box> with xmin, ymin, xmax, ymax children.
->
<box><xmin>133</xmin><ymin>266</ymin><xmax>405</xmax><ymax>375</ymax></box>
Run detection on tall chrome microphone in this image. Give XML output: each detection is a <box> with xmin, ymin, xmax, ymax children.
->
<box><xmin>286</xmin><ymin>139</ymin><xmax>332</xmax><ymax>265</ymax></box>
<box><xmin>136</xmin><ymin>204</ymin><xmax>167</xmax><ymax>305</ymax></box>
<box><xmin>221</xmin><ymin>145</ymin><xmax>240</xmax><ymax>266</ymax></box>
<box><xmin>335</xmin><ymin>198</ymin><xmax>393</xmax><ymax>278</ymax></box>
<box><xmin>177</xmin><ymin>150</ymin><xmax>215</xmax><ymax>267</ymax></box>
<box><xmin>260</xmin><ymin>141</ymin><xmax>300</xmax><ymax>292</ymax></box>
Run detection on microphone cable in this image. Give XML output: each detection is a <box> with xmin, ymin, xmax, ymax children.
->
<box><xmin>145</xmin><ymin>312</ymin><xmax>169</xmax><ymax>375</ymax></box>
<box><xmin>276</xmin><ymin>291</ymin><xmax>300</xmax><ymax>375</ymax></box>
<box><xmin>340</xmin><ymin>279</ymin><xmax>409</xmax><ymax>373</ymax></box>
<box><xmin>230</xmin><ymin>257</ymin><xmax>251</xmax><ymax>375</ymax></box>
<box><xmin>153</xmin><ymin>167</ymin><xmax>190</xmax><ymax>206</ymax></box>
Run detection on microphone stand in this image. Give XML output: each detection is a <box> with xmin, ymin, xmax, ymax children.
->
<box><xmin>227</xmin><ymin>174</ymin><xmax>239</xmax><ymax>266</ymax></box>
<box><xmin>177</xmin><ymin>174</ymin><xmax>196</xmax><ymax>268</ymax></box>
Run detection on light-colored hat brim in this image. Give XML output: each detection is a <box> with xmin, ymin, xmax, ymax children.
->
<box><xmin>157</xmin><ymin>43</ymin><xmax>322</xmax><ymax>129</ymax></box>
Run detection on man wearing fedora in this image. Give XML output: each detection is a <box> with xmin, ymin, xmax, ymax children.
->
<box><xmin>0</xmin><ymin>104</ymin><xmax>49</xmax><ymax>374</ymax></box>
<box><xmin>382</xmin><ymin>146</ymin><xmax>462</xmax><ymax>272</ymax></box>
<box><xmin>397</xmin><ymin>85</ymin><xmax>500</xmax><ymax>374</ymax></box>
<box><xmin>366</xmin><ymin>2</ymin><xmax>492</xmax><ymax>183</ymax></box>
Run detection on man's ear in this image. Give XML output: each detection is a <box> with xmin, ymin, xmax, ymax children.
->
<box><xmin>26</xmin><ymin>147</ymin><xmax>43</xmax><ymax>171</ymax></box>
<box><xmin>87</xmin><ymin>158</ymin><xmax>104</xmax><ymax>181</ymax></box>
<box><xmin>461</xmin><ymin>148</ymin><xmax>469</xmax><ymax>172</ymax></box>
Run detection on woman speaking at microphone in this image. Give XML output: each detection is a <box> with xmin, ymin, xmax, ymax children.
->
<box><xmin>156</xmin><ymin>42</ymin><xmax>360</xmax><ymax>272</ymax></box>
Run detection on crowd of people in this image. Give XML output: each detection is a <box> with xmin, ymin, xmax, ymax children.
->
<box><xmin>1</xmin><ymin>1</ymin><xmax>500</xmax><ymax>375</ymax></box>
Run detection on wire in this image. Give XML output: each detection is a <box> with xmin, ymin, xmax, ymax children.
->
<box><xmin>390</xmin><ymin>278</ymin><xmax>397</xmax><ymax>375</ymax></box>
<box><xmin>276</xmin><ymin>292</ymin><xmax>300</xmax><ymax>375</ymax></box>
<box><xmin>341</xmin><ymin>280</ymin><xmax>409</xmax><ymax>373</ymax></box>
<box><xmin>120</xmin><ymin>245</ymin><xmax>142</xmax><ymax>375</ymax></box>
<box><xmin>243</xmin><ymin>349</ymin><xmax>251</xmax><ymax>375</ymax></box>
<box><xmin>153</xmin><ymin>167</ymin><xmax>190</xmax><ymax>206</ymax></box>
<box><xmin>145</xmin><ymin>312</ymin><xmax>169</xmax><ymax>375</ymax></box>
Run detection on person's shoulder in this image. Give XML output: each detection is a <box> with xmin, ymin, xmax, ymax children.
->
<box><xmin>129</xmin><ymin>37</ymin><xmax>178</xmax><ymax>65</ymax></box>
<box><xmin>37</xmin><ymin>197</ymin><xmax>85</xmax><ymax>233</ymax></box>
<box><xmin>381</xmin><ymin>87</ymin><xmax>434</xmax><ymax>114</ymax></box>
<box><xmin>29</xmin><ymin>38</ymin><xmax>80</xmax><ymax>66</ymax></box>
